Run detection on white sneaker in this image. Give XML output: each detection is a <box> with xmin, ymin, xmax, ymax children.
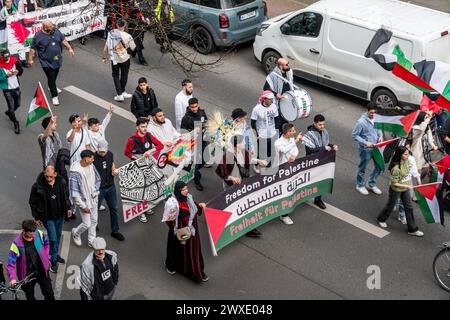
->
<box><xmin>280</xmin><ymin>216</ymin><xmax>294</xmax><ymax>225</ymax></box>
<box><xmin>145</xmin><ymin>209</ymin><xmax>154</xmax><ymax>215</ymax></box>
<box><xmin>377</xmin><ymin>220</ymin><xmax>388</xmax><ymax>228</ymax></box>
<box><xmin>397</xmin><ymin>216</ymin><xmax>407</xmax><ymax>225</ymax></box>
<box><xmin>71</xmin><ymin>228</ymin><xmax>82</xmax><ymax>246</ymax></box>
<box><xmin>139</xmin><ymin>213</ymin><xmax>148</xmax><ymax>223</ymax></box>
<box><xmin>122</xmin><ymin>92</ymin><xmax>132</xmax><ymax>99</ymax></box>
<box><xmin>253</xmin><ymin>165</ymin><xmax>260</xmax><ymax>174</ymax></box>
<box><xmin>99</xmin><ymin>205</ymin><xmax>106</xmax><ymax>211</ymax></box>
<box><xmin>114</xmin><ymin>94</ymin><xmax>124</xmax><ymax>102</ymax></box>
<box><xmin>48</xmin><ymin>87</ymin><xmax>62</xmax><ymax>94</ymax></box>
<box><xmin>356</xmin><ymin>186</ymin><xmax>369</xmax><ymax>195</ymax></box>
<box><xmin>203</xmin><ymin>163</ymin><xmax>212</xmax><ymax>168</ymax></box>
<box><xmin>408</xmin><ymin>230</ymin><xmax>424</xmax><ymax>237</ymax></box>
<box><xmin>367</xmin><ymin>185</ymin><xmax>382</xmax><ymax>195</ymax></box>
<box><xmin>52</xmin><ymin>96</ymin><xmax>60</xmax><ymax>106</ymax></box>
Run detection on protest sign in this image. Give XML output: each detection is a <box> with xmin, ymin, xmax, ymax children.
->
<box><xmin>204</xmin><ymin>151</ymin><xmax>336</xmax><ymax>255</ymax></box>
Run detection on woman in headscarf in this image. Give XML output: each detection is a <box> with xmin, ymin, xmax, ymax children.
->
<box><xmin>162</xmin><ymin>181</ymin><xmax>208</xmax><ymax>282</ymax></box>
<box><xmin>410</xmin><ymin>110</ymin><xmax>437</xmax><ymax>172</ymax></box>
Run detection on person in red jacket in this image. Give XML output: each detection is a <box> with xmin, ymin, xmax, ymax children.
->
<box><xmin>124</xmin><ymin>117</ymin><xmax>163</xmax><ymax>223</ymax></box>
<box><xmin>124</xmin><ymin>117</ymin><xmax>164</xmax><ymax>161</ymax></box>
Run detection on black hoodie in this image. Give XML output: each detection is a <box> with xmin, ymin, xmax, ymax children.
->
<box><xmin>29</xmin><ymin>173</ymin><xmax>71</xmax><ymax>222</ymax></box>
<box><xmin>180</xmin><ymin>107</ymin><xmax>208</xmax><ymax>132</ymax></box>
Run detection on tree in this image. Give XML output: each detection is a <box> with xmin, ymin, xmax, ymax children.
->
<box><xmin>103</xmin><ymin>0</ymin><xmax>232</xmax><ymax>76</ymax></box>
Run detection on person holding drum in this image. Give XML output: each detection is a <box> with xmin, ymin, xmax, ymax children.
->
<box><xmin>264</xmin><ymin>58</ymin><xmax>294</xmax><ymax>131</ymax></box>
<box><xmin>251</xmin><ymin>91</ymin><xmax>282</xmax><ymax>168</ymax></box>
<box><xmin>264</xmin><ymin>58</ymin><xmax>313</xmax><ymax>126</ymax></box>
<box><xmin>302</xmin><ymin>114</ymin><xmax>338</xmax><ymax>210</ymax></box>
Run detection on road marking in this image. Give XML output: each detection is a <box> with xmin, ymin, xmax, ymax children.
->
<box><xmin>64</xmin><ymin>85</ymin><xmax>136</xmax><ymax>122</ymax></box>
<box><xmin>64</xmin><ymin>86</ymin><xmax>390</xmax><ymax>239</ymax></box>
<box><xmin>306</xmin><ymin>202</ymin><xmax>390</xmax><ymax>238</ymax></box>
<box><xmin>54</xmin><ymin>231</ymin><xmax>71</xmax><ymax>300</ymax></box>
<box><xmin>0</xmin><ymin>229</ymin><xmax>71</xmax><ymax>300</ymax></box>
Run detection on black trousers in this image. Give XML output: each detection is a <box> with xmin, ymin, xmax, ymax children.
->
<box><xmin>111</xmin><ymin>59</ymin><xmax>130</xmax><ymax>95</ymax></box>
<box><xmin>42</xmin><ymin>67</ymin><xmax>60</xmax><ymax>98</ymax></box>
<box><xmin>3</xmin><ymin>88</ymin><xmax>21</xmax><ymax>123</ymax></box>
<box><xmin>131</xmin><ymin>31</ymin><xmax>145</xmax><ymax>60</ymax></box>
<box><xmin>377</xmin><ymin>187</ymin><xmax>418</xmax><ymax>233</ymax></box>
<box><xmin>22</xmin><ymin>273</ymin><xmax>55</xmax><ymax>300</ymax></box>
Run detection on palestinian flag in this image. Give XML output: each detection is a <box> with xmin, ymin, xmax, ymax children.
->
<box><xmin>365</xmin><ymin>28</ymin><xmax>450</xmax><ymax>111</ymax></box>
<box><xmin>374</xmin><ymin>110</ymin><xmax>419</xmax><ymax>137</ymax></box>
<box><xmin>414</xmin><ymin>183</ymin><xmax>444</xmax><ymax>225</ymax></box>
<box><xmin>414</xmin><ymin>60</ymin><xmax>450</xmax><ymax>110</ymax></box>
<box><xmin>204</xmin><ymin>207</ymin><xmax>232</xmax><ymax>256</ymax></box>
<box><xmin>25</xmin><ymin>82</ymin><xmax>50</xmax><ymax>127</ymax></box>
<box><xmin>431</xmin><ymin>157</ymin><xmax>447</xmax><ymax>183</ymax></box>
<box><xmin>371</xmin><ymin>137</ymin><xmax>401</xmax><ymax>172</ymax></box>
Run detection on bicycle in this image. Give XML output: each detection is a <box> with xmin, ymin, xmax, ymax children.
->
<box><xmin>0</xmin><ymin>264</ymin><xmax>36</xmax><ymax>300</ymax></box>
<box><xmin>432</xmin><ymin>242</ymin><xmax>450</xmax><ymax>292</ymax></box>
<box><xmin>423</xmin><ymin>114</ymin><xmax>445</xmax><ymax>163</ymax></box>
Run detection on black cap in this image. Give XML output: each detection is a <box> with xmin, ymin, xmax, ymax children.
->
<box><xmin>231</xmin><ymin>108</ymin><xmax>247</xmax><ymax>120</ymax></box>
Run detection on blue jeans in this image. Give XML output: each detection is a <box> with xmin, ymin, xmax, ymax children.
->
<box><xmin>356</xmin><ymin>148</ymin><xmax>381</xmax><ymax>188</ymax></box>
<box><xmin>98</xmin><ymin>184</ymin><xmax>120</xmax><ymax>233</ymax></box>
<box><xmin>43</xmin><ymin>217</ymin><xmax>64</xmax><ymax>264</ymax></box>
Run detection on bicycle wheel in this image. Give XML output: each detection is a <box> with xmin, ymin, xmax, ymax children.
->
<box><xmin>433</xmin><ymin>248</ymin><xmax>450</xmax><ymax>292</ymax></box>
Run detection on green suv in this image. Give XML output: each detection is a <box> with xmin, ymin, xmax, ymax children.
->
<box><xmin>171</xmin><ymin>0</ymin><xmax>267</xmax><ymax>54</ymax></box>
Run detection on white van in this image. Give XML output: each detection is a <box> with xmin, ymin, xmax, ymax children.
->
<box><xmin>253</xmin><ymin>0</ymin><xmax>450</xmax><ymax>108</ymax></box>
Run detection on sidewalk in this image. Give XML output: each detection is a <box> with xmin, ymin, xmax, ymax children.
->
<box><xmin>266</xmin><ymin>0</ymin><xmax>312</xmax><ymax>17</ymax></box>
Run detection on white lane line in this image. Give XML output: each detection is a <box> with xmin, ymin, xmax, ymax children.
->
<box><xmin>0</xmin><ymin>229</ymin><xmax>70</xmax><ymax>299</ymax></box>
<box><xmin>54</xmin><ymin>231</ymin><xmax>71</xmax><ymax>300</ymax></box>
<box><xmin>0</xmin><ymin>229</ymin><xmax>21</xmax><ymax>234</ymax></box>
<box><xmin>64</xmin><ymin>86</ymin><xmax>390</xmax><ymax>239</ymax></box>
<box><xmin>64</xmin><ymin>85</ymin><xmax>135</xmax><ymax>122</ymax></box>
<box><xmin>306</xmin><ymin>202</ymin><xmax>390</xmax><ymax>238</ymax></box>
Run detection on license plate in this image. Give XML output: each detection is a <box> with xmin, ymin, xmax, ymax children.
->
<box><xmin>240</xmin><ymin>10</ymin><xmax>256</xmax><ymax>21</ymax></box>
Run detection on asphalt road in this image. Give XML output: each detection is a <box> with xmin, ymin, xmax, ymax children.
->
<box><xmin>0</xmin><ymin>0</ymin><xmax>450</xmax><ymax>300</ymax></box>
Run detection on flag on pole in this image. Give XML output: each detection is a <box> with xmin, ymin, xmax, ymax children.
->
<box><xmin>371</xmin><ymin>137</ymin><xmax>401</xmax><ymax>172</ymax></box>
<box><xmin>374</xmin><ymin>110</ymin><xmax>419</xmax><ymax>137</ymax></box>
<box><xmin>25</xmin><ymin>82</ymin><xmax>51</xmax><ymax>127</ymax></box>
<box><xmin>431</xmin><ymin>157</ymin><xmax>447</xmax><ymax>184</ymax></box>
<box><xmin>365</xmin><ymin>28</ymin><xmax>450</xmax><ymax>112</ymax></box>
<box><xmin>414</xmin><ymin>183</ymin><xmax>444</xmax><ymax>225</ymax></box>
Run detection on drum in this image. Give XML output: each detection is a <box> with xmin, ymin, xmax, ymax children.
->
<box><xmin>279</xmin><ymin>89</ymin><xmax>313</xmax><ymax>121</ymax></box>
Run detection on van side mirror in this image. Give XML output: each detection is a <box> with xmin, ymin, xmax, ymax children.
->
<box><xmin>281</xmin><ymin>23</ymin><xmax>290</xmax><ymax>35</ymax></box>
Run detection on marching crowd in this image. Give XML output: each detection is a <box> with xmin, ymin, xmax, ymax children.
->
<box><xmin>0</xmin><ymin>6</ymin><xmax>449</xmax><ymax>300</ymax></box>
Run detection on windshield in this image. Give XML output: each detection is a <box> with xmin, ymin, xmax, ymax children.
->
<box><xmin>222</xmin><ymin>0</ymin><xmax>255</xmax><ymax>9</ymax></box>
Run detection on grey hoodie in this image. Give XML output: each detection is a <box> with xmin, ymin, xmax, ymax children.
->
<box><xmin>352</xmin><ymin>112</ymin><xmax>382</xmax><ymax>150</ymax></box>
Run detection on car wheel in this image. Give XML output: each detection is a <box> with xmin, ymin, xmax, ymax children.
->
<box><xmin>262</xmin><ymin>51</ymin><xmax>281</xmax><ymax>74</ymax></box>
<box><xmin>192</xmin><ymin>27</ymin><xmax>215</xmax><ymax>55</ymax></box>
<box><xmin>372</xmin><ymin>89</ymin><xmax>398</xmax><ymax>109</ymax></box>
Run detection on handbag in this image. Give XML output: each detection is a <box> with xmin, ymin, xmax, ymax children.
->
<box><xmin>176</xmin><ymin>227</ymin><xmax>191</xmax><ymax>245</ymax></box>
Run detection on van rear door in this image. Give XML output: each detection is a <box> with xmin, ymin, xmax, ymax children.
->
<box><xmin>279</xmin><ymin>11</ymin><xmax>324</xmax><ymax>82</ymax></box>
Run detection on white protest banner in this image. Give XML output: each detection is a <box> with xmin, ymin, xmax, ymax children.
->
<box><xmin>204</xmin><ymin>151</ymin><xmax>336</xmax><ymax>255</ymax></box>
<box><xmin>119</xmin><ymin>134</ymin><xmax>196</xmax><ymax>223</ymax></box>
<box><xmin>7</xmin><ymin>0</ymin><xmax>106</xmax><ymax>55</ymax></box>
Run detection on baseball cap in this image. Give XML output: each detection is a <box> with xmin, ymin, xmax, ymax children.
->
<box><xmin>91</xmin><ymin>237</ymin><xmax>106</xmax><ymax>250</ymax></box>
<box><xmin>98</xmin><ymin>140</ymin><xmax>108</xmax><ymax>152</ymax></box>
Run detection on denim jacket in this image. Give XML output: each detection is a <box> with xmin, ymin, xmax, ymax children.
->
<box><xmin>352</xmin><ymin>112</ymin><xmax>382</xmax><ymax>150</ymax></box>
